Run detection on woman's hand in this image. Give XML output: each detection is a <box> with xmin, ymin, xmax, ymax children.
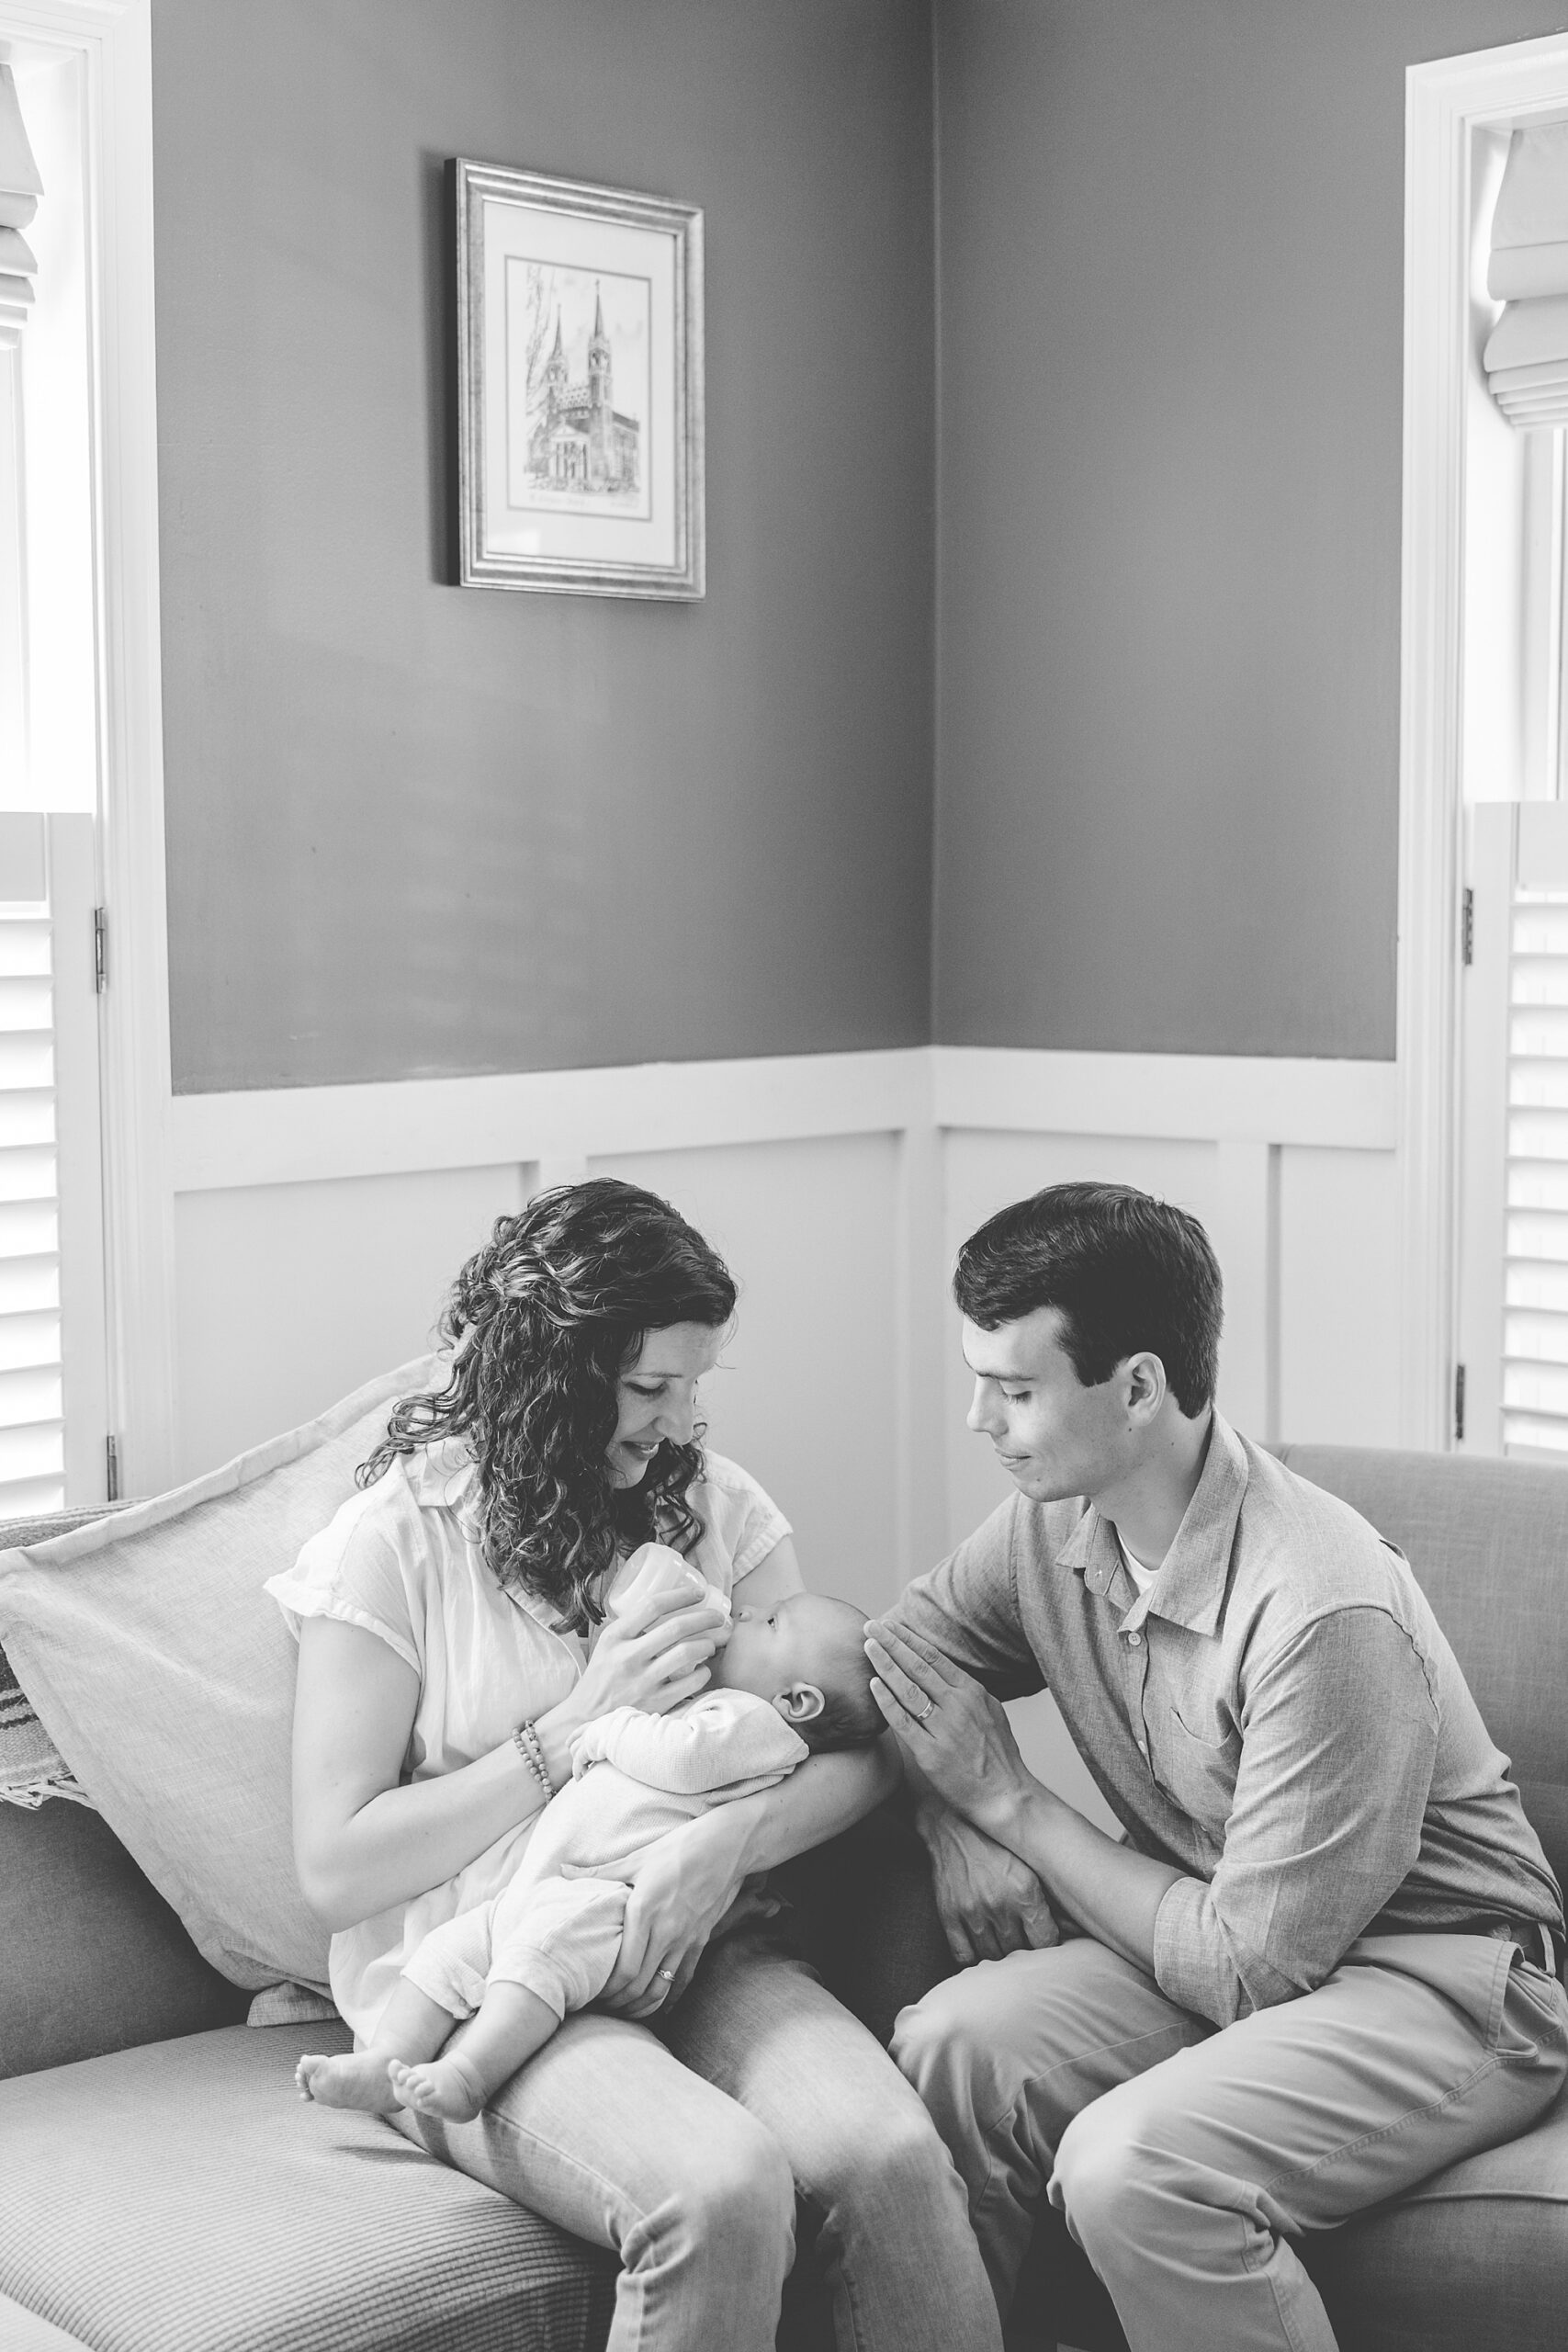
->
<box><xmin>913</xmin><ymin>1799</ymin><xmax>1059</xmax><ymax>1966</ymax></box>
<box><xmin>536</xmin><ymin>1577</ymin><xmax>729</xmax><ymax>1785</ymax></box>
<box><xmin>863</xmin><ymin>1620</ymin><xmax>1032</xmax><ymax>1838</ymax></box>
<box><xmin>594</xmin><ymin>1807</ymin><xmax>760</xmax><ymax>2018</ymax></box>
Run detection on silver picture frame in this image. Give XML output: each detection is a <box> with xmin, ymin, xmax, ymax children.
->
<box><xmin>455</xmin><ymin>160</ymin><xmax>705</xmax><ymax>599</ymax></box>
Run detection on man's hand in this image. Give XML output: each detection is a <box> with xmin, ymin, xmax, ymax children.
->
<box><xmin>863</xmin><ymin>1620</ymin><xmax>1032</xmax><ymax>1836</ymax></box>
<box><xmin>915</xmin><ymin>1799</ymin><xmax>1059</xmax><ymax>1966</ymax></box>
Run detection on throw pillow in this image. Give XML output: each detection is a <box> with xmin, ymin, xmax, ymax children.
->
<box><xmin>0</xmin><ymin>1356</ymin><xmax>439</xmax><ymax>1994</ymax></box>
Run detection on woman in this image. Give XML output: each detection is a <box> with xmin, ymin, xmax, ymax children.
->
<box><xmin>269</xmin><ymin>1179</ymin><xmax>1000</xmax><ymax>2352</ymax></box>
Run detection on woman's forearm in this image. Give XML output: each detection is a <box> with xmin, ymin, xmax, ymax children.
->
<box><xmin>533</xmin><ymin>1685</ymin><xmax>599</xmax><ymax>1791</ymax></box>
<box><xmin>595</xmin><ymin>1736</ymin><xmax>902</xmax><ymax>2015</ymax></box>
<box><xmin>726</xmin><ymin>1739</ymin><xmax>900</xmax><ymax>1877</ymax></box>
<box><xmin>300</xmin><ymin>1741</ymin><xmax>547</xmax><ymax>1930</ymax></box>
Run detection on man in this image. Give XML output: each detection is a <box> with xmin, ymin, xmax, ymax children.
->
<box><xmin>866</xmin><ymin>1182</ymin><xmax>1567</xmax><ymax>2352</ymax></box>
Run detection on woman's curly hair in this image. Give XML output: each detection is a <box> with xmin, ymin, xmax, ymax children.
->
<box><xmin>359</xmin><ymin>1180</ymin><xmax>737</xmax><ymax>1635</ymax></box>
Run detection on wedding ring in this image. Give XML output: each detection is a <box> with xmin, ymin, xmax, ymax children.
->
<box><xmin>656</xmin><ymin>1967</ymin><xmax>676</xmax><ymax>1982</ymax></box>
<box><xmin>917</xmin><ymin>1694</ymin><xmax>935</xmax><ymax>1722</ymax></box>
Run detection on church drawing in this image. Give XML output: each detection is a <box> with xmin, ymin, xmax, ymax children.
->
<box><xmin>526</xmin><ymin>285</ymin><xmax>641</xmax><ymax>496</ymax></box>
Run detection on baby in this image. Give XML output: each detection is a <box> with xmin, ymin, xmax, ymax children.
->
<box><xmin>296</xmin><ymin>1547</ymin><xmax>880</xmax><ymax>2123</ymax></box>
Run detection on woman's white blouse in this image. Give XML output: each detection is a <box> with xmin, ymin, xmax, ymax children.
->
<box><xmin>264</xmin><ymin>1439</ymin><xmax>791</xmax><ymax>2039</ymax></box>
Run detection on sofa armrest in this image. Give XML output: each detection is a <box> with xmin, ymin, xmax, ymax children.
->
<box><xmin>771</xmin><ymin>1798</ymin><xmax>957</xmax><ymax>2045</ymax></box>
<box><xmin>1</xmin><ymin>1798</ymin><xmax>247</xmax><ymax>2080</ymax></box>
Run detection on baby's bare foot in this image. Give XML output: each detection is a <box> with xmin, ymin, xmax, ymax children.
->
<box><xmin>295</xmin><ymin>2051</ymin><xmax>400</xmax><ymax>2112</ymax></box>
<box><xmin>388</xmin><ymin>2053</ymin><xmax>488</xmax><ymax>2123</ymax></box>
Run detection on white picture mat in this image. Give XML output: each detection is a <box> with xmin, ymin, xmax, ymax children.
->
<box><xmin>504</xmin><ymin>258</ymin><xmax>652</xmax><ymax>523</ymax></box>
<box><xmin>481</xmin><ymin>198</ymin><xmax>677</xmax><ymax>571</ymax></box>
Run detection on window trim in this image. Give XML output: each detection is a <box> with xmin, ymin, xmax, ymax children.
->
<box><xmin>0</xmin><ymin>0</ymin><xmax>175</xmax><ymax>1493</ymax></box>
<box><xmin>1400</xmin><ymin>33</ymin><xmax>1568</xmax><ymax>1448</ymax></box>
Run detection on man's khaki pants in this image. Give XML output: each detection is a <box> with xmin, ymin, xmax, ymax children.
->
<box><xmin>892</xmin><ymin>1930</ymin><xmax>1568</xmax><ymax>2352</ymax></box>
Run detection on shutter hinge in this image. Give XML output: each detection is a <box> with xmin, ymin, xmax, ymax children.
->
<box><xmin>1461</xmin><ymin>887</ymin><xmax>1474</xmax><ymax>967</ymax></box>
<box><xmin>1454</xmin><ymin>1363</ymin><xmax>1467</xmax><ymax>1444</ymax></box>
<box><xmin>93</xmin><ymin>906</ymin><xmax>107</xmax><ymax>993</ymax></box>
<box><xmin>105</xmin><ymin>1433</ymin><xmax>120</xmax><ymax>1503</ymax></box>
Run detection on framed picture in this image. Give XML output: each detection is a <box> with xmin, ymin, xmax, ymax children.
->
<box><xmin>455</xmin><ymin>160</ymin><xmax>705</xmax><ymax>599</ymax></box>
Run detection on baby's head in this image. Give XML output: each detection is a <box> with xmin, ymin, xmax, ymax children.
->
<box><xmin>710</xmin><ymin>1593</ymin><xmax>882</xmax><ymax>1751</ymax></box>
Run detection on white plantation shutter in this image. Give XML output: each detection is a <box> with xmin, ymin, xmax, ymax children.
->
<box><xmin>0</xmin><ymin>46</ymin><xmax>114</xmax><ymax>1510</ymax></box>
<box><xmin>0</xmin><ymin>62</ymin><xmax>41</xmax><ymax>353</ymax></box>
<box><xmin>1505</xmin><ymin>883</ymin><xmax>1568</xmax><ymax>1449</ymax></box>
<box><xmin>0</xmin><ymin>816</ymin><xmax>107</xmax><ymax>1510</ymax></box>
<box><xmin>0</xmin><ymin>832</ymin><xmax>63</xmax><ymax>1510</ymax></box>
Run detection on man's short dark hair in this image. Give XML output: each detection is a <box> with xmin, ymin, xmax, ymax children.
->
<box><xmin>953</xmin><ymin>1182</ymin><xmax>1223</xmax><ymax>1418</ymax></box>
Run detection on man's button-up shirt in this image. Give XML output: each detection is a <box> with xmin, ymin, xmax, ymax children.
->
<box><xmin>888</xmin><ymin>1415</ymin><xmax>1562</xmax><ymax>2027</ymax></box>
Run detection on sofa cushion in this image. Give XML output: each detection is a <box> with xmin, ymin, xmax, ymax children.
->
<box><xmin>0</xmin><ymin>2299</ymin><xmax>93</xmax><ymax>2350</ymax></box>
<box><xmin>0</xmin><ymin>1358</ymin><xmax>437</xmax><ymax>1996</ymax></box>
<box><xmin>1307</xmin><ymin>2071</ymin><xmax>1568</xmax><ymax>2352</ymax></box>
<box><xmin>0</xmin><ymin>2021</ymin><xmax>615</xmax><ymax>2352</ymax></box>
<box><xmin>0</xmin><ymin>1793</ymin><xmax>247</xmax><ymax>2081</ymax></box>
<box><xmin>1273</xmin><ymin>1444</ymin><xmax>1568</xmax><ymax>1894</ymax></box>
<box><xmin>1015</xmin><ymin>2091</ymin><xmax>1568</xmax><ymax>2352</ymax></box>
<box><xmin>1013</xmin><ymin>2075</ymin><xmax>1568</xmax><ymax>2352</ymax></box>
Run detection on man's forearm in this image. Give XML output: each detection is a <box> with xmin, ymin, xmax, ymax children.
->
<box><xmin>863</xmin><ymin>1620</ymin><xmax>1186</xmax><ymax>1974</ymax></box>
<box><xmin>978</xmin><ymin>1780</ymin><xmax>1183</xmax><ymax>1974</ymax></box>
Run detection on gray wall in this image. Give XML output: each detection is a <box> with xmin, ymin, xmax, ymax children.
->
<box><xmin>152</xmin><ymin>0</ymin><xmax>935</xmax><ymax>1091</ymax></box>
<box><xmin>156</xmin><ymin>1</ymin><xmax>1568</xmax><ymax>1084</ymax></box>
<box><xmin>931</xmin><ymin>0</ymin><xmax>1562</xmax><ymax>1059</ymax></box>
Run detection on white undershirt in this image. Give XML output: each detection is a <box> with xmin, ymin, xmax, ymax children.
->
<box><xmin>1115</xmin><ymin>1532</ymin><xmax>1161</xmax><ymax>1599</ymax></box>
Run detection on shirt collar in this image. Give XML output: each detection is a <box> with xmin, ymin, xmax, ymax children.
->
<box><xmin>408</xmin><ymin>1434</ymin><xmax>481</xmax><ymax>1512</ymax></box>
<box><xmin>406</xmin><ymin>1439</ymin><xmax>569</xmax><ymax>1635</ymax></box>
<box><xmin>1055</xmin><ymin>1411</ymin><xmax>1248</xmax><ymax>1638</ymax></box>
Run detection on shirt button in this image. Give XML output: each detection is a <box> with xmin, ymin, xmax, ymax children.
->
<box><xmin>1127</xmin><ymin>1631</ymin><xmax>1143</xmax><ymax>1647</ymax></box>
<box><xmin>1137</xmin><ymin>1737</ymin><xmax>1148</xmax><ymax>1755</ymax></box>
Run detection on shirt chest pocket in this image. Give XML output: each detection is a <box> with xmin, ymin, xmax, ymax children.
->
<box><xmin>1148</xmin><ymin>1695</ymin><xmax>1242</xmax><ymax>1827</ymax></box>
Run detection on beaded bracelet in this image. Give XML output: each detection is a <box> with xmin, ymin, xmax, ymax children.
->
<box><xmin>512</xmin><ymin>1720</ymin><xmax>554</xmax><ymax>1803</ymax></box>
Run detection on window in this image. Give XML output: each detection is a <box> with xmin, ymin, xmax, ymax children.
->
<box><xmin>1459</xmin><ymin>800</ymin><xmax>1568</xmax><ymax>1455</ymax></box>
<box><xmin>0</xmin><ymin>814</ymin><xmax>107</xmax><ymax>1510</ymax></box>
<box><xmin>1453</xmin><ymin>98</ymin><xmax>1568</xmax><ymax>1455</ymax></box>
<box><xmin>0</xmin><ymin>42</ymin><xmax>111</xmax><ymax>1504</ymax></box>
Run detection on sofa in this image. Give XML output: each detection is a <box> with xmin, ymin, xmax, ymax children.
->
<box><xmin>1</xmin><ymin>1439</ymin><xmax>1564</xmax><ymax>2352</ymax></box>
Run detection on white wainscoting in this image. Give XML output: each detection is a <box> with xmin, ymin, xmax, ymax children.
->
<box><xmin>167</xmin><ymin>1046</ymin><xmax>1400</xmax><ymax>1671</ymax></box>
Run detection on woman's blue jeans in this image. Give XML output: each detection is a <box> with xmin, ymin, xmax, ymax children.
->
<box><xmin>389</xmin><ymin>1916</ymin><xmax>1000</xmax><ymax>2352</ymax></box>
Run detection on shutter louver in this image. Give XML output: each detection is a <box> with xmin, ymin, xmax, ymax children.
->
<box><xmin>1504</xmin><ymin>881</ymin><xmax>1568</xmax><ymax>1451</ymax></box>
<box><xmin>0</xmin><ymin>888</ymin><xmax>64</xmax><ymax>1513</ymax></box>
<box><xmin>0</xmin><ymin>65</ymin><xmax>40</xmax><ymax>353</ymax></box>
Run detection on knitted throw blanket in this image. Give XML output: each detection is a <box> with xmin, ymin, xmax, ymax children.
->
<box><xmin>0</xmin><ymin>1638</ymin><xmax>89</xmax><ymax>1808</ymax></box>
<box><xmin>0</xmin><ymin>1506</ymin><xmax>116</xmax><ymax>1809</ymax></box>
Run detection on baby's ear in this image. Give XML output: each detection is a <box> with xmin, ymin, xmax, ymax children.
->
<box><xmin>773</xmin><ymin>1682</ymin><xmax>825</xmax><ymax>1727</ymax></box>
